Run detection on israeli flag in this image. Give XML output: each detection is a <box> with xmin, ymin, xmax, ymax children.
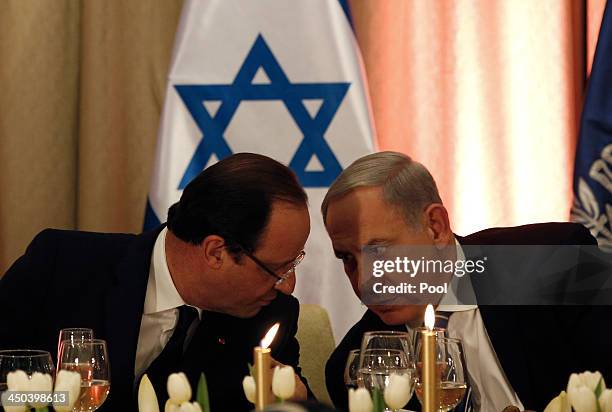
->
<box><xmin>146</xmin><ymin>0</ymin><xmax>375</xmax><ymax>339</ymax></box>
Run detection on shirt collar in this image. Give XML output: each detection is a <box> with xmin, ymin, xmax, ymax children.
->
<box><xmin>437</xmin><ymin>237</ymin><xmax>478</xmax><ymax>312</ymax></box>
<box><xmin>144</xmin><ymin>228</ymin><xmax>202</xmax><ymax>317</ymax></box>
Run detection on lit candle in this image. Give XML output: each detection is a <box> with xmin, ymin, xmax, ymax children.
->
<box><xmin>254</xmin><ymin>323</ymin><xmax>279</xmax><ymax>411</ymax></box>
<box><xmin>421</xmin><ymin>304</ymin><xmax>439</xmax><ymax>412</ymax></box>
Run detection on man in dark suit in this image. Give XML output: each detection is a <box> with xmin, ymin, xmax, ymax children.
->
<box><xmin>0</xmin><ymin>153</ymin><xmax>313</xmax><ymax>411</ymax></box>
<box><xmin>320</xmin><ymin>151</ymin><xmax>612</xmax><ymax>411</ymax></box>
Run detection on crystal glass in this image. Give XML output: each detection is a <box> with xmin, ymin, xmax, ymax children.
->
<box><xmin>359</xmin><ymin>348</ymin><xmax>414</xmax><ymax>411</ymax></box>
<box><xmin>344</xmin><ymin>349</ymin><xmax>361</xmax><ymax>390</ymax></box>
<box><xmin>415</xmin><ymin>337</ymin><xmax>468</xmax><ymax>411</ymax></box>
<box><xmin>58</xmin><ymin>339</ymin><xmax>110</xmax><ymax>411</ymax></box>
<box><xmin>57</xmin><ymin>328</ymin><xmax>94</xmax><ymax>362</ymax></box>
<box><xmin>359</xmin><ymin>331</ymin><xmax>416</xmax><ymax>411</ymax></box>
<box><xmin>0</xmin><ymin>350</ymin><xmax>55</xmax><ymax>390</ymax></box>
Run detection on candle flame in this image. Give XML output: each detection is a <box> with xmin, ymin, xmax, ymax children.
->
<box><xmin>261</xmin><ymin>323</ymin><xmax>280</xmax><ymax>349</ymax></box>
<box><xmin>424</xmin><ymin>304</ymin><xmax>435</xmax><ymax>331</ymax></box>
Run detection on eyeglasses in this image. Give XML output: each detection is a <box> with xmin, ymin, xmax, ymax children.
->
<box><xmin>241</xmin><ymin>248</ymin><xmax>306</xmax><ymax>285</ymax></box>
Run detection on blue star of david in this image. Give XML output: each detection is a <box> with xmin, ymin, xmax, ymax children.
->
<box><xmin>174</xmin><ymin>34</ymin><xmax>350</xmax><ymax>189</ymax></box>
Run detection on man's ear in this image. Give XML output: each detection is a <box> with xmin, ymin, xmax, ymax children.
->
<box><xmin>423</xmin><ymin>203</ymin><xmax>453</xmax><ymax>248</ymax></box>
<box><xmin>200</xmin><ymin>235</ymin><xmax>226</xmax><ymax>269</ymax></box>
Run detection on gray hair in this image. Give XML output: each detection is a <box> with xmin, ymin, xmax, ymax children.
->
<box><xmin>321</xmin><ymin>151</ymin><xmax>442</xmax><ymax>228</ymax></box>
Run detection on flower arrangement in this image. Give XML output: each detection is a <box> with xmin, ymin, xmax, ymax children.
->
<box><xmin>242</xmin><ymin>365</ymin><xmax>297</xmax><ymax>404</ymax></box>
<box><xmin>545</xmin><ymin>371</ymin><xmax>612</xmax><ymax>412</ymax></box>
<box><xmin>138</xmin><ymin>372</ymin><xmax>210</xmax><ymax>412</ymax></box>
<box><xmin>347</xmin><ymin>372</ymin><xmax>413</xmax><ymax>412</ymax></box>
<box><xmin>4</xmin><ymin>369</ymin><xmax>81</xmax><ymax>412</ymax></box>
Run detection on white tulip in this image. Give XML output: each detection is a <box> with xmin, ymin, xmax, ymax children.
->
<box><xmin>167</xmin><ymin>372</ymin><xmax>192</xmax><ymax>404</ymax></box>
<box><xmin>242</xmin><ymin>375</ymin><xmax>256</xmax><ymax>403</ymax></box>
<box><xmin>569</xmin><ymin>371</ymin><xmax>605</xmax><ymax>393</ymax></box>
<box><xmin>272</xmin><ymin>365</ymin><xmax>296</xmax><ymax>400</ymax></box>
<box><xmin>6</xmin><ymin>370</ymin><xmax>29</xmax><ymax>391</ymax></box>
<box><xmin>348</xmin><ymin>387</ymin><xmax>373</xmax><ymax>412</ymax></box>
<box><xmin>165</xmin><ymin>399</ymin><xmax>180</xmax><ymax>412</ymax></box>
<box><xmin>53</xmin><ymin>370</ymin><xmax>82</xmax><ymax>412</ymax></box>
<box><xmin>179</xmin><ymin>401</ymin><xmax>203</xmax><ymax>412</ymax></box>
<box><xmin>2</xmin><ymin>406</ymin><xmax>27</xmax><ymax>412</ymax></box>
<box><xmin>543</xmin><ymin>391</ymin><xmax>570</xmax><ymax>412</ymax></box>
<box><xmin>138</xmin><ymin>374</ymin><xmax>160</xmax><ymax>412</ymax></box>
<box><xmin>3</xmin><ymin>373</ymin><xmax>27</xmax><ymax>412</ymax></box>
<box><xmin>568</xmin><ymin>385</ymin><xmax>598</xmax><ymax>412</ymax></box>
<box><xmin>600</xmin><ymin>389</ymin><xmax>612</xmax><ymax>412</ymax></box>
<box><xmin>28</xmin><ymin>372</ymin><xmax>53</xmax><ymax>408</ymax></box>
<box><xmin>384</xmin><ymin>373</ymin><xmax>412</xmax><ymax>410</ymax></box>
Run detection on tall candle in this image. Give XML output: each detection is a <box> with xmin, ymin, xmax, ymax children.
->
<box><xmin>421</xmin><ymin>304</ymin><xmax>439</xmax><ymax>412</ymax></box>
<box><xmin>254</xmin><ymin>323</ymin><xmax>279</xmax><ymax>411</ymax></box>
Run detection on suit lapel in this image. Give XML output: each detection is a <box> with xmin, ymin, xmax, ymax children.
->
<box><xmin>104</xmin><ymin>227</ymin><xmax>162</xmax><ymax>406</ymax></box>
<box><xmin>458</xmin><ymin>235</ymin><xmax>535</xmax><ymax>408</ymax></box>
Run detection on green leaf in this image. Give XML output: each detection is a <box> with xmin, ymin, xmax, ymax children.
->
<box><xmin>248</xmin><ymin>363</ymin><xmax>254</xmax><ymax>377</ymax></box>
<box><xmin>596</xmin><ymin>377</ymin><xmax>604</xmax><ymax>412</ymax></box>
<box><xmin>197</xmin><ymin>372</ymin><xmax>211</xmax><ymax>412</ymax></box>
<box><xmin>372</xmin><ymin>387</ymin><xmax>385</xmax><ymax>412</ymax></box>
<box><xmin>596</xmin><ymin>377</ymin><xmax>604</xmax><ymax>399</ymax></box>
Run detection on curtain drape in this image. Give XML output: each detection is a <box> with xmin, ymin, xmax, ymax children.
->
<box><xmin>0</xmin><ymin>0</ymin><xmax>605</xmax><ymax>273</ymax></box>
<box><xmin>0</xmin><ymin>0</ymin><xmax>183</xmax><ymax>272</ymax></box>
<box><xmin>349</xmin><ymin>0</ymin><xmax>601</xmax><ymax>236</ymax></box>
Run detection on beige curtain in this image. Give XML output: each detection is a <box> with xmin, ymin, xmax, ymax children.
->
<box><xmin>0</xmin><ymin>0</ymin><xmax>183</xmax><ymax>273</ymax></box>
<box><xmin>349</xmin><ymin>0</ymin><xmax>603</xmax><ymax>236</ymax></box>
<box><xmin>0</xmin><ymin>0</ymin><xmax>607</xmax><ymax>274</ymax></box>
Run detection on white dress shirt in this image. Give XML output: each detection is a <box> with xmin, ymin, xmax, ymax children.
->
<box><xmin>431</xmin><ymin>240</ymin><xmax>524</xmax><ymax>412</ymax></box>
<box><xmin>134</xmin><ymin>228</ymin><xmax>201</xmax><ymax>381</ymax></box>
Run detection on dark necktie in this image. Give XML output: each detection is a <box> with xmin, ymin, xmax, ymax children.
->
<box><xmin>435</xmin><ymin>311</ymin><xmax>472</xmax><ymax>412</ymax></box>
<box><xmin>145</xmin><ymin>305</ymin><xmax>199</xmax><ymax>406</ymax></box>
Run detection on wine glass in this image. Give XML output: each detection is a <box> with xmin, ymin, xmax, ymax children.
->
<box><xmin>57</xmin><ymin>328</ymin><xmax>94</xmax><ymax>361</ymax></box>
<box><xmin>58</xmin><ymin>339</ymin><xmax>110</xmax><ymax>411</ymax></box>
<box><xmin>359</xmin><ymin>348</ymin><xmax>414</xmax><ymax>411</ymax></box>
<box><xmin>0</xmin><ymin>350</ymin><xmax>55</xmax><ymax>389</ymax></box>
<box><xmin>344</xmin><ymin>349</ymin><xmax>361</xmax><ymax>390</ymax></box>
<box><xmin>415</xmin><ymin>337</ymin><xmax>468</xmax><ymax>411</ymax></box>
<box><xmin>360</xmin><ymin>331</ymin><xmax>414</xmax><ymax>359</ymax></box>
<box><xmin>0</xmin><ymin>350</ymin><xmax>55</xmax><ymax>408</ymax></box>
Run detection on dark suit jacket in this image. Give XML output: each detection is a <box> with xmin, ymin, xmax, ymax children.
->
<box><xmin>0</xmin><ymin>227</ymin><xmax>309</xmax><ymax>411</ymax></box>
<box><xmin>326</xmin><ymin>222</ymin><xmax>612</xmax><ymax>412</ymax></box>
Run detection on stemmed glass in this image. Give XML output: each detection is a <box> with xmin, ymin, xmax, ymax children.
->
<box><xmin>415</xmin><ymin>337</ymin><xmax>468</xmax><ymax>411</ymax></box>
<box><xmin>344</xmin><ymin>349</ymin><xmax>361</xmax><ymax>390</ymax></box>
<box><xmin>0</xmin><ymin>350</ymin><xmax>55</xmax><ymax>407</ymax></box>
<box><xmin>359</xmin><ymin>349</ymin><xmax>413</xmax><ymax>411</ymax></box>
<box><xmin>57</xmin><ymin>339</ymin><xmax>110</xmax><ymax>411</ymax></box>
<box><xmin>359</xmin><ymin>331</ymin><xmax>416</xmax><ymax>411</ymax></box>
<box><xmin>57</xmin><ymin>328</ymin><xmax>94</xmax><ymax>361</ymax></box>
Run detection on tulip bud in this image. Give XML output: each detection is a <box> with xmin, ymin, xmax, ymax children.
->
<box><xmin>138</xmin><ymin>374</ymin><xmax>160</xmax><ymax>412</ymax></box>
<box><xmin>272</xmin><ymin>365</ymin><xmax>296</xmax><ymax>400</ymax></box>
<box><xmin>165</xmin><ymin>400</ymin><xmax>180</xmax><ymax>412</ymax></box>
<box><xmin>568</xmin><ymin>386</ymin><xmax>598</xmax><ymax>412</ymax></box>
<box><xmin>167</xmin><ymin>372</ymin><xmax>192</xmax><ymax>404</ymax></box>
<box><xmin>348</xmin><ymin>387</ymin><xmax>373</xmax><ymax>412</ymax></box>
<box><xmin>600</xmin><ymin>389</ymin><xmax>612</xmax><ymax>412</ymax></box>
<box><xmin>179</xmin><ymin>401</ymin><xmax>203</xmax><ymax>412</ymax></box>
<box><xmin>28</xmin><ymin>372</ymin><xmax>53</xmax><ymax>408</ymax></box>
<box><xmin>242</xmin><ymin>375</ymin><xmax>256</xmax><ymax>403</ymax></box>
<box><xmin>3</xmin><ymin>372</ymin><xmax>27</xmax><ymax>412</ymax></box>
<box><xmin>53</xmin><ymin>370</ymin><xmax>81</xmax><ymax>412</ymax></box>
<box><xmin>543</xmin><ymin>391</ymin><xmax>570</xmax><ymax>412</ymax></box>
<box><xmin>6</xmin><ymin>370</ymin><xmax>29</xmax><ymax>391</ymax></box>
<box><xmin>384</xmin><ymin>373</ymin><xmax>412</xmax><ymax>410</ymax></box>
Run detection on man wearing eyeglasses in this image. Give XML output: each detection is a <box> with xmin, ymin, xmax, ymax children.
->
<box><xmin>0</xmin><ymin>153</ymin><xmax>311</xmax><ymax>411</ymax></box>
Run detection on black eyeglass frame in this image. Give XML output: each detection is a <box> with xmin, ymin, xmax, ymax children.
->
<box><xmin>239</xmin><ymin>247</ymin><xmax>306</xmax><ymax>285</ymax></box>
